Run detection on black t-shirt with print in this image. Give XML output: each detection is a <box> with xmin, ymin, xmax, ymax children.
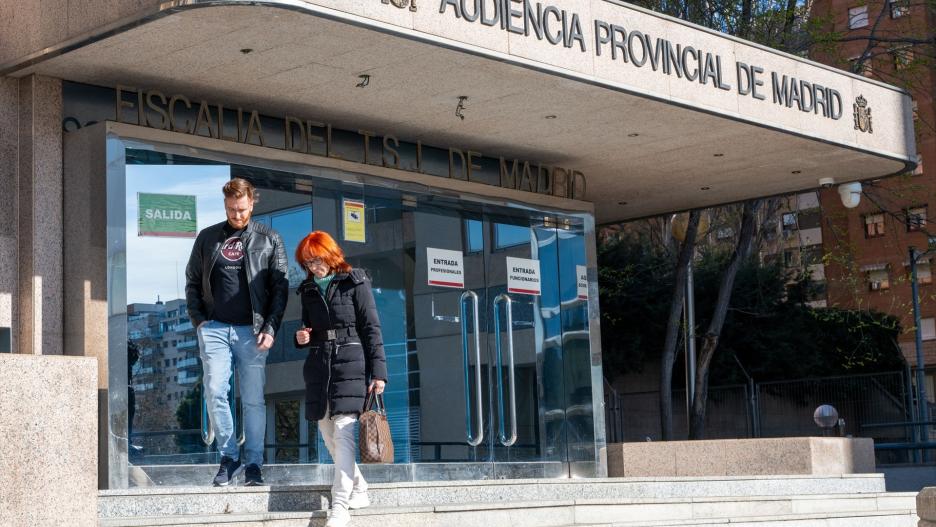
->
<box><xmin>210</xmin><ymin>223</ymin><xmax>253</xmax><ymax>325</ymax></box>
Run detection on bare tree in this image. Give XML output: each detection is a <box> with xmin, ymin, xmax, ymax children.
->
<box><xmin>689</xmin><ymin>200</ymin><xmax>762</xmax><ymax>438</ymax></box>
<box><xmin>660</xmin><ymin>210</ymin><xmax>701</xmax><ymax>439</ymax></box>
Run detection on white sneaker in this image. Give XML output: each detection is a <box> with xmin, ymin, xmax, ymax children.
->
<box><xmin>348</xmin><ymin>490</ymin><xmax>370</xmax><ymax>510</ymax></box>
<box><xmin>326</xmin><ymin>506</ymin><xmax>351</xmax><ymax>527</ymax></box>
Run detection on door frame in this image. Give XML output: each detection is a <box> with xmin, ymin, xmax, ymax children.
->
<box><xmin>87</xmin><ymin>122</ymin><xmax>605</xmax><ymax>487</ymax></box>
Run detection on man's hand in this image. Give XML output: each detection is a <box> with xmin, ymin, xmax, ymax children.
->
<box><xmin>295</xmin><ymin>328</ymin><xmax>310</xmax><ymax>346</ymax></box>
<box><xmin>368</xmin><ymin>379</ymin><xmax>386</xmax><ymax>395</ymax></box>
<box><xmin>257</xmin><ymin>332</ymin><xmax>274</xmax><ymax>351</ymax></box>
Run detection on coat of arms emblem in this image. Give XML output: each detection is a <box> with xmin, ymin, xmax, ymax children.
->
<box><xmin>382</xmin><ymin>0</ymin><xmax>417</xmax><ymax>11</ymax></box>
<box><xmin>853</xmin><ymin>95</ymin><xmax>873</xmax><ymax>134</ymax></box>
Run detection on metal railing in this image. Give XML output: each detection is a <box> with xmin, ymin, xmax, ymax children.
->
<box><xmin>604</xmin><ymin>371</ymin><xmax>929</xmax><ymax>465</ymax></box>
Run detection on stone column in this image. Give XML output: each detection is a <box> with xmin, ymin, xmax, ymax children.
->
<box><xmin>920</xmin><ymin>487</ymin><xmax>936</xmax><ymax>527</ymax></box>
<box><xmin>16</xmin><ymin>74</ymin><xmax>63</xmax><ymax>355</ymax></box>
<box><xmin>0</xmin><ymin>78</ymin><xmax>17</xmax><ymax>352</ymax></box>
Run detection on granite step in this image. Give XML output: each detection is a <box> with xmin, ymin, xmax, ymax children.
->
<box><xmin>99</xmin><ymin>501</ymin><xmax>919</xmax><ymax>527</ymax></box>
<box><xmin>98</xmin><ymin>486</ymin><xmax>918</xmax><ymax>527</ymax></box>
<box><xmin>99</xmin><ymin>475</ymin><xmax>889</xmax><ymax>519</ymax></box>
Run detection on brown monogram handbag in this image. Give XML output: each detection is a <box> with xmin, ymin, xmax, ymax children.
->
<box><xmin>359</xmin><ymin>392</ymin><xmax>394</xmax><ymax>463</ymax></box>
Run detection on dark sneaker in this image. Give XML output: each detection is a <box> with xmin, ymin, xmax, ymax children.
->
<box><xmin>212</xmin><ymin>456</ymin><xmax>242</xmax><ymax>487</ymax></box>
<box><xmin>244</xmin><ymin>464</ymin><xmax>264</xmax><ymax>486</ymax></box>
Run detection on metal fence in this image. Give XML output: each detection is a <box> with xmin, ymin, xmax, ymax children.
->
<box><xmin>605</xmin><ymin>371</ymin><xmax>920</xmax><ymax>464</ymax></box>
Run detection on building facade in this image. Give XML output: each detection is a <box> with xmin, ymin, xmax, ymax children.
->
<box><xmin>810</xmin><ymin>0</ymin><xmax>936</xmax><ymax>407</ymax></box>
<box><xmin>0</xmin><ymin>0</ymin><xmax>915</xmax><ymax>489</ymax></box>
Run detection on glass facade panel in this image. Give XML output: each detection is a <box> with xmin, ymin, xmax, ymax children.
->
<box><xmin>110</xmin><ymin>138</ymin><xmax>600</xmax><ymax>484</ymax></box>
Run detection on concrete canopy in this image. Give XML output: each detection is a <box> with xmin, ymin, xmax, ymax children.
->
<box><xmin>2</xmin><ymin>1</ymin><xmax>916</xmax><ymax>223</ymax></box>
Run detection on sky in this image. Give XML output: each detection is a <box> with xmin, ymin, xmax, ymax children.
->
<box><xmin>125</xmin><ymin>165</ymin><xmax>230</xmax><ymax>304</ymax></box>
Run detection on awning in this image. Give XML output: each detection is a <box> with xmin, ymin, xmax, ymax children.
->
<box><xmin>1</xmin><ymin>0</ymin><xmax>916</xmax><ymax>223</ymax></box>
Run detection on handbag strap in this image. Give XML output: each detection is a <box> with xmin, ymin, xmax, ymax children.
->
<box><xmin>362</xmin><ymin>391</ymin><xmax>386</xmax><ymax>414</ymax></box>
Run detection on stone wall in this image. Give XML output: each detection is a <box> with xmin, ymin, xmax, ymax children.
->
<box><xmin>0</xmin><ymin>354</ymin><xmax>97</xmax><ymax>527</ymax></box>
<box><xmin>608</xmin><ymin>437</ymin><xmax>875</xmax><ymax>477</ymax></box>
<box><xmin>920</xmin><ymin>487</ymin><xmax>936</xmax><ymax>527</ymax></box>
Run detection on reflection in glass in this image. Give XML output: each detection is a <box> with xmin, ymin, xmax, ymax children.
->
<box><xmin>115</xmin><ymin>143</ymin><xmax>599</xmax><ymax>482</ymax></box>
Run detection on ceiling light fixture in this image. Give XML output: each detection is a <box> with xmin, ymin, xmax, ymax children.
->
<box><xmin>356</xmin><ymin>74</ymin><xmax>371</xmax><ymax>88</ymax></box>
<box><xmin>701</xmin><ymin>186</ymin><xmax>711</xmax><ymax>190</ymax></box>
<box><xmin>713</xmin><ymin>153</ymin><xmax>724</xmax><ymax>157</ymax></box>
<box><xmin>618</xmin><ymin>201</ymin><xmax>628</xmax><ymax>205</ymax></box>
<box><xmin>239</xmin><ymin>48</ymin><xmax>253</xmax><ymax>54</ymax></box>
<box><xmin>545</xmin><ymin>115</ymin><xmax>557</xmax><ymax>119</ymax></box>
<box><xmin>792</xmin><ymin>170</ymin><xmax>802</xmax><ymax>174</ymax></box>
<box><xmin>627</xmin><ymin>133</ymin><xmax>639</xmax><ymax>137</ymax></box>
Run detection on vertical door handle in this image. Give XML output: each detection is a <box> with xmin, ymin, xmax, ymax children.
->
<box><xmin>460</xmin><ymin>290</ymin><xmax>484</xmax><ymax>447</ymax></box>
<box><xmin>493</xmin><ymin>293</ymin><xmax>518</xmax><ymax>447</ymax></box>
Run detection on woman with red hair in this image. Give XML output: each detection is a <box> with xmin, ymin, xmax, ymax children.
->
<box><xmin>294</xmin><ymin>231</ymin><xmax>386</xmax><ymax>527</ymax></box>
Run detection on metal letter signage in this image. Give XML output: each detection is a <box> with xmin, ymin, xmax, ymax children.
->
<box><xmin>382</xmin><ymin>0</ymin><xmax>416</xmax><ymax>11</ymax></box>
<box><xmin>853</xmin><ymin>95</ymin><xmax>873</xmax><ymax>134</ymax></box>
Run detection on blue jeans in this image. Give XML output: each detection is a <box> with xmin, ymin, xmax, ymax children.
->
<box><xmin>198</xmin><ymin>321</ymin><xmax>268</xmax><ymax>466</ymax></box>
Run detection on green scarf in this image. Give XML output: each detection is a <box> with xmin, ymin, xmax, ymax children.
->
<box><xmin>314</xmin><ymin>273</ymin><xmax>335</xmax><ymax>296</ymax></box>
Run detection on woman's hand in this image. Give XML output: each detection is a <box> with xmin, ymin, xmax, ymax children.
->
<box><xmin>295</xmin><ymin>328</ymin><xmax>311</xmax><ymax>345</ymax></box>
<box><xmin>368</xmin><ymin>379</ymin><xmax>386</xmax><ymax>394</ymax></box>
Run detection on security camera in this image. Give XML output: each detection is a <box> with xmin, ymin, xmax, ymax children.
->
<box><xmin>818</xmin><ymin>177</ymin><xmax>835</xmax><ymax>189</ymax></box>
<box><xmin>838</xmin><ymin>182</ymin><xmax>862</xmax><ymax>209</ymax></box>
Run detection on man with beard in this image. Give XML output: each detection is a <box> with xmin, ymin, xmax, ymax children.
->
<box><xmin>186</xmin><ymin>177</ymin><xmax>288</xmax><ymax>486</ymax></box>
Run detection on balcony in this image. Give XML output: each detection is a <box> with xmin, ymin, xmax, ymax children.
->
<box><xmin>178</xmin><ymin>372</ymin><xmax>200</xmax><ymax>385</ymax></box>
<box><xmin>177</xmin><ymin>357</ymin><xmax>199</xmax><ymax>369</ymax></box>
<box><xmin>176</xmin><ymin>340</ymin><xmax>198</xmax><ymax>351</ymax></box>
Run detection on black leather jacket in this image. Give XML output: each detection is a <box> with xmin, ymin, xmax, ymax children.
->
<box><xmin>185</xmin><ymin>220</ymin><xmax>289</xmax><ymax>337</ymax></box>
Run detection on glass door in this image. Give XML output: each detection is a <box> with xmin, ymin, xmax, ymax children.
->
<box><xmin>486</xmin><ymin>215</ymin><xmax>566</xmax><ymax>477</ymax></box>
<box><xmin>408</xmin><ymin>197</ymin><xmax>496</xmax><ymax>478</ymax></box>
<box><xmin>407</xmin><ymin>196</ymin><xmax>581</xmax><ymax>479</ymax></box>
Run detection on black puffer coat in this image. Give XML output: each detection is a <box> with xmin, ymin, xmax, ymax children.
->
<box><xmin>296</xmin><ymin>268</ymin><xmax>387</xmax><ymax>421</ymax></box>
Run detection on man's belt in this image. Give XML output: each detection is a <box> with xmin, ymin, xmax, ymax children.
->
<box><xmin>309</xmin><ymin>327</ymin><xmax>358</xmax><ymax>343</ymax></box>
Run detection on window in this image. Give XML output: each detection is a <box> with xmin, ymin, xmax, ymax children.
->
<box><xmin>868</xmin><ymin>268</ymin><xmax>890</xmax><ymax>291</ymax></box>
<box><xmin>797</xmin><ymin>209</ymin><xmax>821</xmax><ymax>230</ymax></box>
<box><xmin>890</xmin><ymin>0</ymin><xmax>909</xmax><ymax>18</ymax></box>
<box><xmin>781</xmin><ymin>212</ymin><xmax>798</xmax><ymax>238</ymax></box>
<box><xmin>783</xmin><ymin>250</ymin><xmax>798</xmax><ymax>267</ymax></box>
<box><xmin>907</xmin><ymin>206</ymin><xmax>927</xmax><ymax>231</ymax></box>
<box><xmin>493</xmin><ymin>223</ymin><xmax>530</xmax><ymax>250</ymax></box>
<box><xmin>802</xmin><ymin>246</ymin><xmax>824</xmax><ymax>266</ymax></box>
<box><xmin>716</xmin><ymin>227</ymin><xmax>735</xmax><ymax>239</ymax></box>
<box><xmin>848</xmin><ymin>5</ymin><xmax>869</xmax><ymax>28</ymax></box>
<box><xmin>921</xmin><ymin>318</ymin><xmax>936</xmax><ymax>340</ymax></box>
<box><xmin>917</xmin><ymin>262</ymin><xmax>933</xmax><ymax>285</ymax></box>
<box><xmin>893</xmin><ymin>46</ymin><xmax>913</xmax><ymax>71</ymax></box>
<box><xmin>463</xmin><ymin>219</ymin><xmax>484</xmax><ymax>253</ymax></box>
<box><xmin>865</xmin><ymin>213</ymin><xmax>885</xmax><ymax>238</ymax></box>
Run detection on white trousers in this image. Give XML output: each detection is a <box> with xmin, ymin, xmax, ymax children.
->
<box><xmin>319</xmin><ymin>407</ymin><xmax>367</xmax><ymax>509</ymax></box>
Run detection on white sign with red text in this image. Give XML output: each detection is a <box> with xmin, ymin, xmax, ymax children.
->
<box><xmin>427</xmin><ymin>248</ymin><xmax>464</xmax><ymax>288</ymax></box>
<box><xmin>577</xmin><ymin>265</ymin><xmax>588</xmax><ymax>300</ymax></box>
<box><xmin>507</xmin><ymin>257</ymin><xmax>541</xmax><ymax>296</ymax></box>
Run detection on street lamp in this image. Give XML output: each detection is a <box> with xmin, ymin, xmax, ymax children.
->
<box><xmin>670</xmin><ymin>212</ymin><xmax>709</xmax><ymax>423</ymax></box>
<box><xmin>908</xmin><ymin>245</ymin><xmax>931</xmax><ymax>452</ymax></box>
